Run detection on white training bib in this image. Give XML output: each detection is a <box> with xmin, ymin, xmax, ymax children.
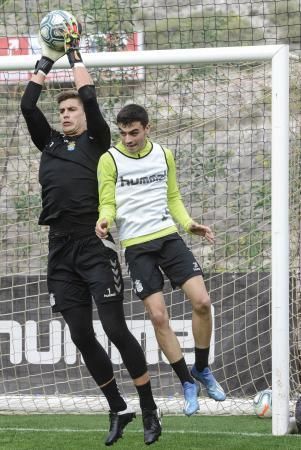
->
<box><xmin>109</xmin><ymin>143</ymin><xmax>175</xmax><ymax>241</ymax></box>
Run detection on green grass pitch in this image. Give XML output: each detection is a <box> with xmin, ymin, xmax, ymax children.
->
<box><xmin>0</xmin><ymin>414</ymin><xmax>300</xmax><ymax>449</ymax></box>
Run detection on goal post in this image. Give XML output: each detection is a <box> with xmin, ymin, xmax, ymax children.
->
<box><xmin>0</xmin><ymin>45</ymin><xmax>291</xmax><ymax>435</ymax></box>
<box><xmin>270</xmin><ymin>46</ymin><xmax>290</xmax><ymax>436</ymax></box>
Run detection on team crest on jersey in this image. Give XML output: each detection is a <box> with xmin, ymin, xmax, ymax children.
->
<box><xmin>134</xmin><ymin>279</ymin><xmax>143</xmax><ymax>293</ymax></box>
<box><xmin>67</xmin><ymin>141</ymin><xmax>76</xmax><ymax>151</ymax></box>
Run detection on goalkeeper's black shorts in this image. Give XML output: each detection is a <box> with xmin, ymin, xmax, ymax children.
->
<box><xmin>124</xmin><ymin>232</ymin><xmax>204</xmax><ymax>300</ymax></box>
<box><xmin>47</xmin><ymin>230</ymin><xmax>124</xmax><ymax>312</ymax></box>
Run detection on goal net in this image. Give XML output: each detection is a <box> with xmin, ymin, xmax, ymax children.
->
<box><xmin>0</xmin><ymin>45</ymin><xmax>300</xmax><ymax>433</ymax></box>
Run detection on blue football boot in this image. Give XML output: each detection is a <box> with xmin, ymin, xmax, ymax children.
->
<box><xmin>183</xmin><ymin>381</ymin><xmax>200</xmax><ymax>416</ymax></box>
<box><xmin>191</xmin><ymin>365</ymin><xmax>226</xmax><ymax>401</ymax></box>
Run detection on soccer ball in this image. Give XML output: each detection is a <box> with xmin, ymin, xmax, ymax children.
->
<box><xmin>253</xmin><ymin>389</ymin><xmax>272</xmax><ymax>418</ymax></box>
<box><xmin>40</xmin><ymin>10</ymin><xmax>77</xmax><ymax>51</ymax></box>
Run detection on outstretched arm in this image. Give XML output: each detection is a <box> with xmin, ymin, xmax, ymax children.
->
<box><xmin>166</xmin><ymin>148</ymin><xmax>214</xmax><ymax>243</ymax></box>
<box><xmin>165</xmin><ymin>148</ymin><xmax>194</xmax><ymax>230</ymax></box>
<box><xmin>64</xmin><ymin>19</ymin><xmax>92</xmax><ymax>89</ymax></box>
<box><xmin>65</xmin><ymin>20</ymin><xmax>111</xmax><ymax>150</ymax></box>
<box><xmin>20</xmin><ymin>35</ymin><xmax>65</xmax><ymax>150</ymax></box>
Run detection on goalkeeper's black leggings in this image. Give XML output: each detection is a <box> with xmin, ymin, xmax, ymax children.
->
<box><xmin>61</xmin><ymin>301</ymin><xmax>147</xmax><ymax>386</ymax></box>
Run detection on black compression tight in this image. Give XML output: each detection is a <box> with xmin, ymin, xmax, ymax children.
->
<box><xmin>97</xmin><ymin>301</ymin><xmax>147</xmax><ymax>380</ymax></box>
<box><xmin>61</xmin><ymin>302</ymin><xmax>147</xmax><ymax>385</ymax></box>
<box><xmin>61</xmin><ymin>305</ymin><xmax>113</xmax><ymax>386</ymax></box>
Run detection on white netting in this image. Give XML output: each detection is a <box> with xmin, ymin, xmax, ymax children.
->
<box><xmin>0</xmin><ymin>53</ymin><xmax>300</xmax><ymax>415</ymax></box>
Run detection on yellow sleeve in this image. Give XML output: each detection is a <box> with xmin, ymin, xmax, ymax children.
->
<box><xmin>165</xmin><ymin>148</ymin><xmax>193</xmax><ymax>232</ymax></box>
<box><xmin>97</xmin><ymin>151</ymin><xmax>117</xmax><ymax>229</ymax></box>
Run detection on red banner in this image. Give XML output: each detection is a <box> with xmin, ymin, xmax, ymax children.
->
<box><xmin>0</xmin><ymin>32</ymin><xmax>144</xmax><ymax>83</ymax></box>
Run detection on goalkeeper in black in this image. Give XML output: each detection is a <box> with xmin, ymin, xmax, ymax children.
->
<box><xmin>20</xmin><ymin>17</ymin><xmax>161</xmax><ymax>446</ymax></box>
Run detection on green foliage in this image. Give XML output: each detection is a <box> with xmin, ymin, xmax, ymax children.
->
<box><xmin>13</xmin><ymin>191</ymin><xmax>41</xmax><ymax>224</ymax></box>
<box><xmin>139</xmin><ymin>9</ymin><xmax>264</xmax><ymax>49</ymax></box>
<box><xmin>83</xmin><ymin>0</ymin><xmax>139</xmax><ymax>34</ymax></box>
<box><xmin>266</xmin><ymin>0</ymin><xmax>301</xmax><ymax>41</ymax></box>
<box><xmin>267</xmin><ymin>0</ymin><xmax>301</xmax><ymax>25</ymax></box>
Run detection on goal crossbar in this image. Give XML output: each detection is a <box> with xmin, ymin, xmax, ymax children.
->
<box><xmin>0</xmin><ymin>45</ymin><xmax>290</xmax><ymax>436</ymax></box>
<box><xmin>0</xmin><ymin>45</ymin><xmax>287</xmax><ymax>69</ymax></box>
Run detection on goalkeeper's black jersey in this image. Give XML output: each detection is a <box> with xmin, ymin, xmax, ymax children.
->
<box><xmin>21</xmin><ymin>81</ymin><xmax>111</xmax><ymax>230</ymax></box>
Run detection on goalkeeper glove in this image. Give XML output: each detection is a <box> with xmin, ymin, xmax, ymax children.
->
<box><xmin>64</xmin><ymin>20</ymin><xmax>83</xmax><ymax>68</ymax></box>
<box><xmin>34</xmin><ymin>33</ymin><xmax>65</xmax><ymax>76</ymax></box>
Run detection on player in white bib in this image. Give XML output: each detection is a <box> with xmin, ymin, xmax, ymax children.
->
<box><xmin>96</xmin><ymin>104</ymin><xmax>226</xmax><ymax>416</ymax></box>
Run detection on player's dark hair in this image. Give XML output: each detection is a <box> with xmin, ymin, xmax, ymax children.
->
<box><xmin>56</xmin><ymin>90</ymin><xmax>82</xmax><ymax>105</ymax></box>
<box><xmin>117</xmin><ymin>104</ymin><xmax>149</xmax><ymax>128</ymax></box>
